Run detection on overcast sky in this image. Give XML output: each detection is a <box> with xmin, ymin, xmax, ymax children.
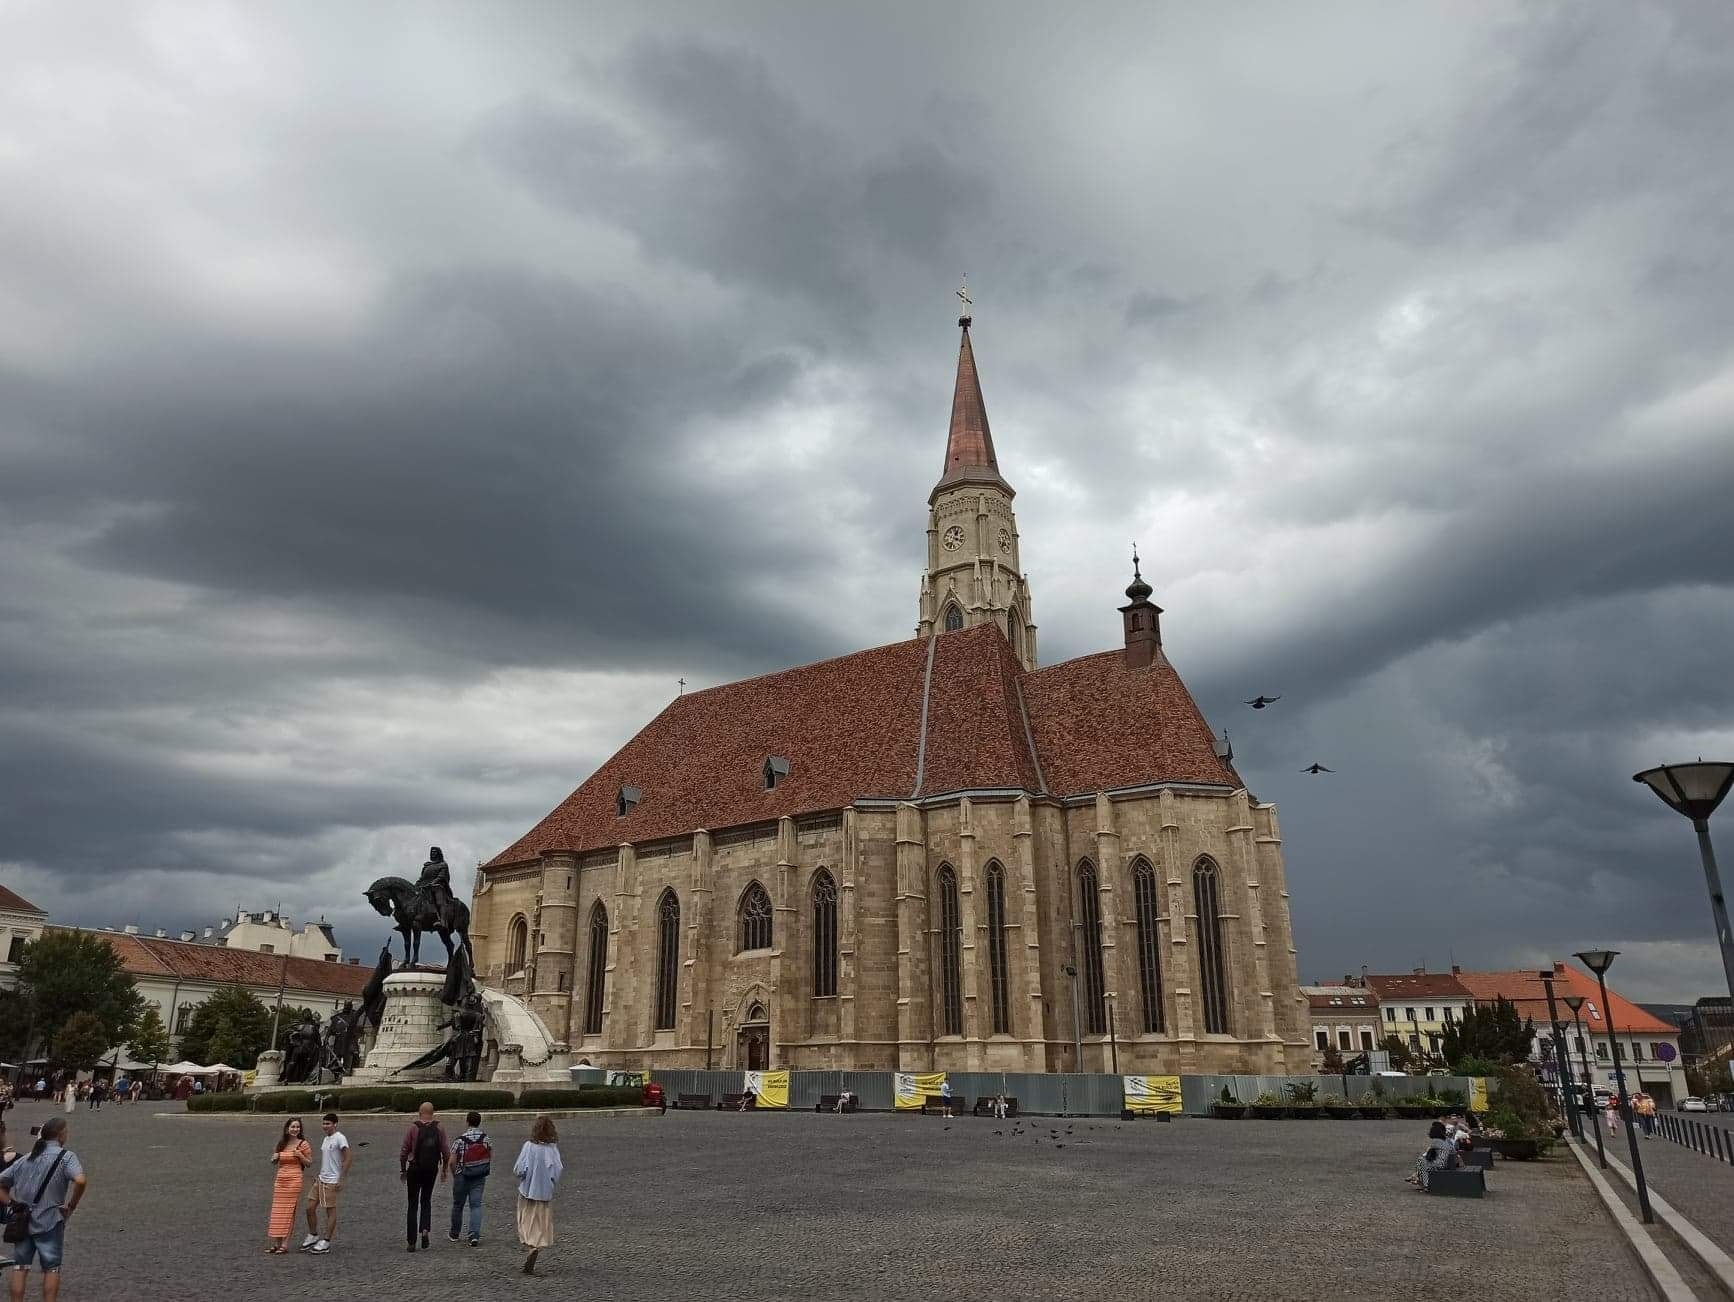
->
<box><xmin>3</xmin><ymin>2</ymin><xmax>1731</xmax><ymax>1002</ymax></box>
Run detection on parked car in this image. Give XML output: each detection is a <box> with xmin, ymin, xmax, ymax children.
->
<box><xmin>1680</xmin><ymin>1096</ymin><xmax>1708</xmax><ymax>1112</ymax></box>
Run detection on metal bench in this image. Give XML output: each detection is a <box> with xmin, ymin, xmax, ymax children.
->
<box><xmin>673</xmin><ymin>1093</ymin><xmax>713</xmax><ymax>1110</ymax></box>
<box><xmin>816</xmin><ymin>1094</ymin><xmax>857</xmax><ymax>1113</ymax></box>
<box><xmin>973</xmin><ymin>1096</ymin><xmax>1019</xmax><ymax>1118</ymax></box>
<box><xmin>921</xmin><ymin>1096</ymin><xmax>965</xmax><ymax>1116</ymax></box>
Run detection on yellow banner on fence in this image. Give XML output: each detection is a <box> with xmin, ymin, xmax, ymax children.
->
<box><xmin>1122</xmin><ymin>1075</ymin><xmax>1182</xmax><ymax>1114</ymax></box>
<box><xmin>1469</xmin><ymin>1077</ymin><xmax>1490</xmax><ymax>1114</ymax></box>
<box><xmin>746</xmin><ymin>1070</ymin><xmax>789</xmax><ymax>1109</ymax></box>
<box><xmin>893</xmin><ymin>1072</ymin><xmax>948</xmax><ymax>1110</ymax></box>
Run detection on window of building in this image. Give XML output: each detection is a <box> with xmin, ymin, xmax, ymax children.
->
<box><xmin>583</xmin><ymin>902</ymin><xmax>608</xmax><ymax>1035</ymax></box>
<box><xmin>985</xmin><ymin>862</ymin><xmax>1011</xmax><ymax>1035</ymax></box>
<box><xmin>1575</xmin><ymin>1035</ymin><xmax>1586</xmax><ymax>1057</ymax></box>
<box><xmin>738</xmin><ymin>881</ymin><xmax>773</xmax><ymax>952</ymax></box>
<box><xmin>1385</xmin><ymin>1008</ymin><xmax>1396</xmax><ymax>1023</ymax></box>
<box><xmin>260</xmin><ymin>944</ymin><xmax>274</xmax><ymax>955</ymax></box>
<box><xmin>617</xmin><ymin>785</ymin><xmax>641</xmax><ymax>817</ymax></box>
<box><xmin>763</xmin><ymin>756</ymin><xmax>790</xmax><ymax>790</ymax></box>
<box><xmin>1424</xmin><ymin>1007</ymin><xmax>1434</xmax><ymax>1022</ymax></box>
<box><xmin>5</xmin><ymin>937</ymin><xmax>22</xmax><ymax>964</ymax></box>
<box><xmin>506</xmin><ymin>915</ymin><xmax>529</xmax><ymax>972</ymax></box>
<box><xmin>1315</xmin><ymin>1029</ymin><xmax>1330</xmax><ymax>1051</ymax></box>
<box><xmin>1360</xmin><ymin>1029</ymin><xmax>1374</xmax><ymax>1051</ymax></box>
<box><xmin>1007</xmin><ymin>609</ymin><xmax>1022</xmax><ymax>659</ymax></box>
<box><xmin>1193</xmin><ymin>858</ymin><xmax>1230</xmax><ymax>1035</ymax></box>
<box><xmin>1630</xmin><ymin>1040</ymin><xmax>1644</xmax><ymax>1061</ymax></box>
<box><xmin>1077</xmin><ymin>861</ymin><xmax>1107</xmax><ymax>1035</ymax></box>
<box><xmin>1596</xmin><ymin>1042</ymin><xmax>1608</xmax><ymax>1060</ymax></box>
<box><xmin>1405</xmin><ymin>1007</ymin><xmax>1416</xmax><ymax>1021</ymax></box>
<box><xmin>1408</xmin><ymin>1033</ymin><xmax>1420</xmax><ymax>1050</ymax></box>
<box><xmin>1443</xmin><ymin>1007</ymin><xmax>1455</xmax><ymax>1025</ymax></box>
<box><xmin>1338</xmin><ymin>1029</ymin><xmax>1352</xmax><ymax>1051</ymax></box>
<box><xmin>655</xmin><ymin>890</ymin><xmax>680</xmax><ymax>1031</ymax></box>
<box><xmin>943</xmin><ymin>603</ymin><xmax>963</xmax><ymax>632</ymax></box>
<box><xmin>812</xmin><ymin>871</ymin><xmax>838</xmax><ymax>998</ymax></box>
<box><xmin>556</xmin><ymin>971</ymin><xmax>567</xmax><ymax>992</ymax></box>
<box><xmin>1131</xmin><ymin>858</ymin><xmax>1164</xmax><ymax>1033</ymax></box>
<box><xmin>937</xmin><ymin>865</ymin><xmax>963</xmax><ymax>1036</ymax></box>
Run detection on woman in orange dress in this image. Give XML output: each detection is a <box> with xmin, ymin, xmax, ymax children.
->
<box><xmin>266</xmin><ymin>1117</ymin><xmax>313</xmax><ymax>1253</ymax></box>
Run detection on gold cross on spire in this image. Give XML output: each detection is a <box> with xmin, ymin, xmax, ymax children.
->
<box><xmin>956</xmin><ymin>276</ymin><xmax>972</xmax><ymax>325</ymax></box>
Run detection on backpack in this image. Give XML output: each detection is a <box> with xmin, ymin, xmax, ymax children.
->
<box><xmin>457</xmin><ymin>1131</ymin><xmax>491</xmax><ymax>1177</ymax></box>
<box><xmin>411</xmin><ymin>1121</ymin><xmax>444</xmax><ymax>1173</ymax></box>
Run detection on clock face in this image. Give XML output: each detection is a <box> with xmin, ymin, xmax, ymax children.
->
<box><xmin>942</xmin><ymin>525</ymin><xmax>965</xmax><ymax>552</ymax></box>
<box><xmin>997</xmin><ymin>527</ymin><xmax>1012</xmax><ymax>554</ymax></box>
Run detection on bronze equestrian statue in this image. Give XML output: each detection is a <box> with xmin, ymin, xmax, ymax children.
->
<box><xmin>365</xmin><ymin>846</ymin><xmax>475</xmax><ymax>971</ymax></box>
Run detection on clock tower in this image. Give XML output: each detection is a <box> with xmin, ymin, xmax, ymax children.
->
<box><xmin>916</xmin><ymin>309</ymin><xmax>1037</xmax><ymax>669</ymax></box>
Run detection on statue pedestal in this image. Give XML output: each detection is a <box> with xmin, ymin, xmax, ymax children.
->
<box><xmin>253</xmin><ymin>1051</ymin><xmax>284</xmax><ymax>1089</ymax></box>
<box><xmin>347</xmin><ymin>972</ymin><xmax>452</xmax><ymax>1083</ymax></box>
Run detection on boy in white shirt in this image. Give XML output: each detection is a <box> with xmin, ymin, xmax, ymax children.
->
<box><xmin>303</xmin><ymin>1112</ymin><xmax>352</xmax><ymax>1254</ymax></box>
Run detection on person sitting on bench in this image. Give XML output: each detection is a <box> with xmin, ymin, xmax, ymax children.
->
<box><xmin>1406</xmin><ymin>1121</ymin><xmax>1461</xmax><ymax>1191</ymax></box>
<box><xmin>834</xmin><ymin>1091</ymin><xmax>855</xmax><ymax>1113</ymax></box>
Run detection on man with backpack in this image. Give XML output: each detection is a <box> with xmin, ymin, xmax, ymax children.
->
<box><xmin>398</xmin><ymin>1102</ymin><xmax>450</xmax><ymax>1252</ymax></box>
<box><xmin>447</xmin><ymin>1111</ymin><xmax>491</xmax><ymax>1247</ymax></box>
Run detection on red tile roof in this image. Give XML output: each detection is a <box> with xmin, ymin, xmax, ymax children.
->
<box><xmin>1454</xmin><ymin>964</ymin><xmax>1675</xmax><ymax>1036</ymax></box>
<box><xmin>0</xmin><ymin>884</ymin><xmax>46</xmax><ymax>916</ymax></box>
<box><xmin>60</xmin><ymin>928</ymin><xmax>373</xmax><ymax>999</ymax></box>
<box><xmin>1302</xmin><ymin>986</ymin><xmax>1381</xmax><ymax>1011</ymax></box>
<box><xmin>1363</xmin><ymin>972</ymin><xmax>1473</xmax><ymax>1002</ymax></box>
<box><xmin>488</xmin><ymin>623</ymin><xmax>1239</xmax><ymax>867</ymax></box>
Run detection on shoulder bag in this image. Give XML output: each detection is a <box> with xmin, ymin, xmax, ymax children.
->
<box><xmin>3</xmin><ymin>1150</ymin><xmax>68</xmax><ymax>1244</ymax></box>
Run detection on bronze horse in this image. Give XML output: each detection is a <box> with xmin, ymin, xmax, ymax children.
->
<box><xmin>365</xmin><ymin>876</ymin><xmax>475</xmax><ymax>970</ymax></box>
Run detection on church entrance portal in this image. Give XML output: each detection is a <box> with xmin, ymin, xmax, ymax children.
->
<box><xmin>738</xmin><ymin>1003</ymin><xmax>770</xmax><ymax>1070</ymax></box>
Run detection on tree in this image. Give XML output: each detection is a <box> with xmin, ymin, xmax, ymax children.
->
<box><xmin>55</xmin><ymin>1011</ymin><xmax>113</xmax><ymax>1074</ymax></box>
<box><xmin>0</xmin><ymin>988</ymin><xmax>31</xmax><ymax>1063</ymax></box>
<box><xmin>175</xmin><ymin>986</ymin><xmax>275</xmax><ymax>1068</ymax></box>
<box><xmin>1442</xmin><ymin>998</ymin><xmax>1535</xmax><ymax>1069</ymax></box>
<box><xmin>127</xmin><ymin>1006</ymin><xmax>171</xmax><ymax>1071</ymax></box>
<box><xmin>1320</xmin><ymin>1044</ymin><xmax>1345</xmax><ymax>1073</ymax></box>
<box><xmin>1379</xmin><ymin>1034</ymin><xmax>1416</xmax><ymax>1071</ymax></box>
<box><xmin>17</xmin><ymin>931</ymin><xmax>144</xmax><ymax>1058</ymax></box>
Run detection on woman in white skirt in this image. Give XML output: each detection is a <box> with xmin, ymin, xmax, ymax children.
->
<box><xmin>513</xmin><ymin>1114</ymin><xmax>563</xmax><ymax>1275</ymax></box>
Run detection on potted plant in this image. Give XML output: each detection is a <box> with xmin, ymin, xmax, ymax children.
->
<box><xmin>1211</xmin><ymin>1084</ymin><xmax>1247</xmax><ymax>1120</ymax></box>
<box><xmin>1320</xmin><ymin>1093</ymin><xmax>1358</xmax><ymax>1120</ymax></box>
<box><xmin>1394</xmin><ymin>1096</ymin><xmax>1435</xmax><ymax>1120</ymax></box>
<box><xmin>1248</xmin><ymin>1091</ymin><xmax>1287</xmax><ymax>1120</ymax></box>
<box><xmin>1286</xmin><ymin>1080</ymin><xmax>1321</xmax><ymax>1118</ymax></box>
<box><xmin>1358</xmin><ymin>1079</ymin><xmax>1390</xmax><ymax>1119</ymax></box>
<box><xmin>1481</xmin><ymin>1066</ymin><xmax>1557</xmax><ymax>1160</ymax></box>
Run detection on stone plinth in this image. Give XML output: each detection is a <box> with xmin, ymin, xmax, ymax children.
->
<box><xmin>253</xmin><ymin>1050</ymin><xmax>284</xmax><ymax>1089</ymax></box>
<box><xmin>347</xmin><ymin>971</ymin><xmax>451</xmax><ymax>1083</ymax></box>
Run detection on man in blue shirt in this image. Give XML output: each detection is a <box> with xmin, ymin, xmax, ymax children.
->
<box><xmin>0</xmin><ymin>1116</ymin><xmax>88</xmax><ymax>1302</ymax></box>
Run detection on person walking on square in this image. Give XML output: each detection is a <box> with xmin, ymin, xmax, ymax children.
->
<box><xmin>1605</xmin><ymin>1094</ymin><xmax>1619</xmax><ymax>1135</ymax></box>
<box><xmin>399</xmin><ymin>1102</ymin><xmax>449</xmax><ymax>1252</ymax></box>
<box><xmin>302</xmin><ymin>1113</ymin><xmax>350</xmax><ymax>1254</ymax></box>
<box><xmin>264</xmin><ymin>1118</ymin><xmax>312</xmax><ymax>1254</ymax></box>
<box><xmin>513</xmin><ymin>1115</ymin><xmax>563</xmax><ymax>1275</ymax></box>
<box><xmin>0</xmin><ymin>1116</ymin><xmax>87</xmax><ymax>1302</ymax></box>
<box><xmin>448</xmin><ymin>1111</ymin><xmax>491</xmax><ymax>1246</ymax></box>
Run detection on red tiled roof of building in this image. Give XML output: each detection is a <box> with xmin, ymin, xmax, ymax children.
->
<box><xmin>939</xmin><ymin>323</ymin><xmax>1001</xmax><ymax>488</ymax></box>
<box><xmin>1454</xmin><ymin>964</ymin><xmax>1675</xmax><ymax>1036</ymax></box>
<box><xmin>487</xmin><ymin>623</ymin><xmax>1238</xmax><ymax>867</ymax></box>
<box><xmin>1301</xmin><ymin>985</ymin><xmax>1380</xmax><ymax>1011</ymax></box>
<box><xmin>59</xmin><ymin>927</ymin><xmax>373</xmax><ymax>998</ymax></box>
<box><xmin>1363</xmin><ymin>971</ymin><xmax>1473</xmax><ymax>1002</ymax></box>
<box><xmin>0</xmin><ymin>884</ymin><xmax>46</xmax><ymax>916</ymax></box>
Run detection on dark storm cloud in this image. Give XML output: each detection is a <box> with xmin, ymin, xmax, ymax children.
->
<box><xmin>1</xmin><ymin>3</ymin><xmax>1732</xmax><ymax>1000</ymax></box>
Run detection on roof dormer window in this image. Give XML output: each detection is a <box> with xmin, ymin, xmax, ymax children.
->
<box><xmin>617</xmin><ymin>785</ymin><xmax>642</xmax><ymax>817</ymax></box>
<box><xmin>764</xmin><ymin>756</ymin><xmax>790</xmax><ymax>791</ymax></box>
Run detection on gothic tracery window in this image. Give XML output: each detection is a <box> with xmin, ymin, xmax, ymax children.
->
<box><xmin>739</xmin><ymin>881</ymin><xmax>773</xmax><ymax>952</ymax></box>
<box><xmin>943</xmin><ymin>603</ymin><xmax>963</xmax><ymax>632</ymax></box>
<box><xmin>506</xmin><ymin>915</ymin><xmax>528</xmax><ymax>972</ymax></box>
<box><xmin>1132</xmin><ymin>858</ymin><xmax>1164</xmax><ymax>1033</ymax></box>
<box><xmin>1194</xmin><ymin>857</ymin><xmax>1231</xmax><ymax>1035</ymax></box>
<box><xmin>583</xmin><ymin>901</ymin><xmax>608</xmax><ymax>1036</ymax></box>
<box><xmin>937</xmin><ymin>864</ymin><xmax>963</xmax><ymax>1036</ymax></box>
<box><xmin>812</xmin><ymin>870</ymin><xmax>838</xmax><ymax>997</ymax></box>
<box><xmin>655</xmin><ymin>889</ymin><xmax>680</xmax><ymax>1031</ymax></box>
<box><xmin>985</xmin><ymin>861</ymin><xmax>1010</xmax><ymax>1035</ymax></box>
<box><xmin>1077</xmin><ymin>861</ymin><xmax>1107</xmax><ymax>1035</ymax></box>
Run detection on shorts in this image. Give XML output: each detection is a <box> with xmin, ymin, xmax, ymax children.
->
<box><xmin>308</xmin><ymin>1182</ymin><xmax>341</xmax><ymax>1210</ymax></box>
<box><xmin>13</xmin><ymin>1224</ymin><xmax>66</xmax><ymax>1272</ymax></box>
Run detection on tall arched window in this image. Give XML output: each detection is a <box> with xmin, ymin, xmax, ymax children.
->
<box><xmin>1193</xmin><ymin>857</ymin><xmax>1230</xmax><ymax>1035</ymax></box>
<box><xmin>506</xmin><ymin>915</ymin><xmax>528</xmax><ymax>972</ymax></box>
<box><xmin>739</xmin><ymin>881</ymin><xmax>773</xmax><ymax>952</ymax></box>
<box><xmin>937</xmin><ymin>864</ymin><xmax>963</xmax><ymax>1036</ymax></box>
<box><xmin>812</xmin><ymin>870</ymin><xmax>838</xmax><ymax>997</ymax></box>
<box><xmin>1077</xmin><ymin>860</ymin><xmax>1107</xmax><ymax>1034</ymax></box>
<box><xmin>943</xmin><ymin>603</ymin><xmax>963</xmax><ymax>632</ymax></box>
<box><xmin>1131</xmin><ymin>858</ymin><xmax>1164</xmax><ymax>1033</ymax></box>
<box><xmin>1006</xmin><ymin>609</ymin><xmax>1022</xmax><ymax>660</ymax></box>
<box><xmin>985</xmin><ymin>861</ymin><xmax>1010</xmax><ymax>1035</ymax></box>
<box><xmin>655</xmin><ymin>889</ymin><xmax>680</xmax><ymax>1031</ymax></box>
<box><xmin>582</xmin><ymin>901</ymin><xmax>608</xmax><ymax>1036</ymax></box>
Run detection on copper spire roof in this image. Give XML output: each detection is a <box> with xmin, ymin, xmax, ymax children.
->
<box><xmin>934</xmin><ymin>319</ymin><xmax>1011</xmax><ymax>498</ymax></box>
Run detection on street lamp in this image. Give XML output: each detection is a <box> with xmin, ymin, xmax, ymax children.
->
<box><xmin>1538</xmin><ymin>970</ymin><xmax>1581</xmax><ymax>1140</ymax></box>
<box><xmin>1563</xmin><ymin>993</ymin><xmax>1606</xmax><ymax>1169</ymax></box>
<box><xmin>1634</xmin><ymin>762</ymin><xmax>1734</xmax><ymax>1004</ymax></box>
<box><xmin>1575</xmin><ymin>950</ymin><xmax>1653</xmax><ymax>1223</ymax></box>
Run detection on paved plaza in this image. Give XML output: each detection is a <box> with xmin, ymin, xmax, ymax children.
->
<box><xmin>7</xmin><ymin>1100</ymin><xmax>1658</xmax><ymax>1301</ymax></box>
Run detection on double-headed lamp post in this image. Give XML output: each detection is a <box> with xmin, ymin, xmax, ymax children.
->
<box><xmin>1575</xmin><ymin>950</ymin><xmax>1653</xmax><ymax>1223</ymax></box>
<box><xmin>1633</xmin><ymin>762</ymin><xmax>1734</xmax><ymax>1003</ymax></box>
<box><xmin>1563</xmin><ymin>993</ymin><xmax>1606</xmax><ymax>1170</ymax></box>
<box><xmin>1537</xmin><ymin>970</ymin><xmax>1580</xmax><ymax>1140</ymax></box>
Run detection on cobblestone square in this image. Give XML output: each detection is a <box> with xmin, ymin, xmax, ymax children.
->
<box><xmin>12</xmin><ymin>1100</ymin><xmax>1656</xmax><ymax>1301</ymax></box>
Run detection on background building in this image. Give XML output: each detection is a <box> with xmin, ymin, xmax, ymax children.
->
<box><xmin>1363</xmin><ymin>970</ymin><xmax>1472</xmax><ymax>1065</ymax></box>
<box><xmin>1302</xmin><ymin>983</ymin><xmax>1382</xmax><ymax>1067</ymax></box>
<box><xmin>173</xmin><ymin>909</ymin><xmax>343</xmax><ymax>961</ymax></box>
<box><xmin>0</xmin><ymin>884</ymin><xmax>48</xmax><ymax>990</ymax></box>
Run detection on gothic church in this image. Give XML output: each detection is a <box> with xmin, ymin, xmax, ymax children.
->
<box><xmin>471</xmin><ymin>313</ymin><xmax>1311</xmax><ymax>1074</ymax></box>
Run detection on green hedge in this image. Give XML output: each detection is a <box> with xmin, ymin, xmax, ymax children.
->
<box><xmin>187</xmin><ymin>1094</ymin><xmax>249</xmax><ymax>1113</ymax></box>
<box><xmin>388</xmin><ymin>1089</ymin><xmax>514</xmax><ymax>1113</ymax></box>
<box><xmin>329</xmin><ymin>1087</ymin><xmax>399</xmax><ymax>1111</ymax></box>
<box><xmin>518</xmin><ymin>1086</ymin><xmax>642</xmax><ymax>1109</ymax></box>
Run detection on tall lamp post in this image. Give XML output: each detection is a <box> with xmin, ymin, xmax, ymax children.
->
<box><xmin>1633</xmin><ymin>763</ymin><xmax>1734</xmax><ymax>1003</ymax></box>
<box><xmin>1538</xmin><ymin>970</ymin><xmax>1581</xmax><ymax>1139</ymax></box>
<box><xmin>1575</xmin><ymin>950</ymin><xmax>1653</xmax><ymax>1223</ymax></box>
<box><xmin>1564</xmin><ymin>993</ymin><xmax>1606</xmax><ymax>1169</ymax></box>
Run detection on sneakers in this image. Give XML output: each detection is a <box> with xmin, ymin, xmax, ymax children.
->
<box><xmin>448</xmin><ymin>1231</ymin><xmax>460</xmax><ymax>1243</ymax></box>
<box><xmin>469</xmin><ymin>1235</ymin><xmax>480</xmax><ymax>1248</ymax></box>
<box><xmin>419</xmin><ymin>1232</ymin><xmax>429</xmax><ymax>1250</ymax></box>
<box><xmin>299</xmin><ymin>1234</ymin><xmax>319</xmax><ymax>1252</ymax></box>
<box><xmin>523</xmin><ymin>1248</ymin><xmax>539</xmax><ymax>1274</ymax></box>
<box><xmin>406</xmin><ymin>1242</ymin><xmax>416</xmax><ymax>1253</ymax></box>
<box><xmin>310</xmin><ymin>1240</ymin><xmax>331</xmax><ymax>1254</ymax></box>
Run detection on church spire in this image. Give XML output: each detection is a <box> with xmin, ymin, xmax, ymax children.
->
<box><xmin>934</xmin><ymin>283</ymin><xmax>1009</xmax><ymax>499</ymax></box>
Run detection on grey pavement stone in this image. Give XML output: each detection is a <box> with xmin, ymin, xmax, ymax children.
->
<box><xmin>2</xmin><ymin>1100</ymin><xmax>1657</xmax><ymax>1301</ymax></box>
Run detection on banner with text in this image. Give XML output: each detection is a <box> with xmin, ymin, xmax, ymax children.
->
<box><xmin>746</xmin><ymin>1070</ymin><xmax>789</xmax><ymax>1109</ymax></box>
<box><xmin>893</xmin><ymin>1072</ymin><xmax>949</xmax><ymax>1110</ymax></box>
<box><xmin>1122</xmin><ymin>1075</ymin><xmax>1182</xmax><ymax>1114</ymax></box>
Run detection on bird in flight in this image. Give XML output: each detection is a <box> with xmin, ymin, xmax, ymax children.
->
<box><xmin>1244</xmin><ymin>695</ymin><xmax>1281</xmax><ymax>709</ymax></box>
<box><xmin>1300</xmin><ymin>763</ymin><xmax>1334</xmax><ymax>775</ymax></box>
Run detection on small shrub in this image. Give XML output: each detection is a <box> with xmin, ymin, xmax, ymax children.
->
<box><xmin>1435</xmin><ymin>1087</ymin><xmax>1467</xmax><ymax>1110</ymax></box>
<box><xmin>252</xmin><ymin>1093</ymin><xmax>289</xmax><ymax>1113</ymax></box>
<box><xmin>1251</xmin><ymin>1092</ymin><xmax>1281</xmax><ymax>1106</ymax></box>
<box><xmin>1452</xmin><ymin>1056</ymin><xmax>1501</xmax><ymax>1078</ymax></box>
<box><xmin>1319</xmin><ymin>1094</ymin><xmax>1348</xmax><ymax>1108</ymax></box>
<box><xmin>1219</xmin><ymin>1084</ymin><xmax>1237</xmax><ymax>1104</ymax></box>
<box><xmin>331</xmin><ymin>1087</ymin><xmax>399</xmax><ymax>1111</ymax></box>
<box><xmin>1286</xmin><ymin>1081</ymin><xmax>1319</xmax><ymax>1104</ymax></box>
<box><xmin>187</xmin><ymin>1093</ymin><xmax>249</xmax><ymax>1113</ymax></box>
